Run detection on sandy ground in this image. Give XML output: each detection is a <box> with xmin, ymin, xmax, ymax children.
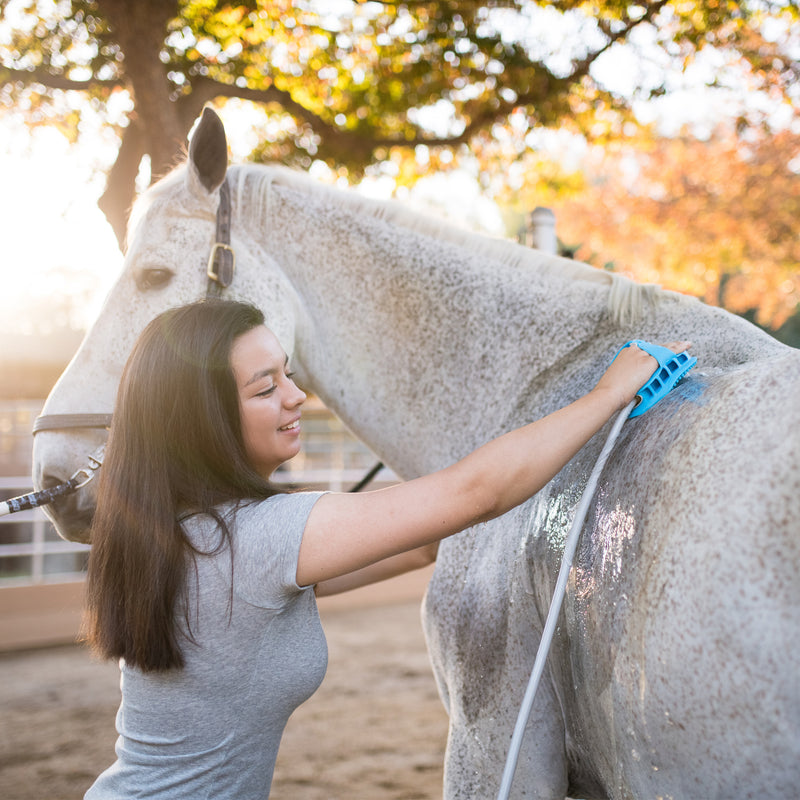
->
<box><xmin>0</xmin><ymin>599</ymin><xmax>449</xmax><ymax>800</ymax></box>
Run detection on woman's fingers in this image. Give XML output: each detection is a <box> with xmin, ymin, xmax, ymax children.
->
<box><xmin>660</xmin><ymin>340</ymin><xmax>693</xmax><ymax>353</ymax></box>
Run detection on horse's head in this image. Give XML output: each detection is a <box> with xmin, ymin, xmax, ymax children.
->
<box><xmin>32</xmin><ymin>107</ymin><xmax>297</xmax><ymax>542</ymax></box>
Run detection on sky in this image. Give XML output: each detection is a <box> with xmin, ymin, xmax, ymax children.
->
<box><xmin>0</xmin><ymin>104</ymin><xmax>124</xmax><ymax>339</ymax></box>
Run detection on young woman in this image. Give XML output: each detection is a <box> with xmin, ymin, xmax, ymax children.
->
<box><xmin>83</xmin><ymin>298</ymin><xmax>687</xmax><ymax>798</ymax></box>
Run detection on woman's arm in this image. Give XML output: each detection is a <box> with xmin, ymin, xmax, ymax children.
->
<box><xmin>313</xmin><ymin>543</ymin><xmax>438</xmax><ymax>597</ymax></box>
<box><xmin>297</xmin><ymin>342</ymin><xmax>688</xmax><ymax>588</ymax></box>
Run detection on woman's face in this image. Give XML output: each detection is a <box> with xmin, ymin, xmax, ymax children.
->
<box><xmin>230</xmin><ymin>325</ymin><xmax>307</xmax><ymax>477</ymax></box>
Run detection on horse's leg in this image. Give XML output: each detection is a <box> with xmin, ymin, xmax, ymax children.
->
<box><xmin>439</xmin><ymin>678</ymin><xmax>569</xmax><ymax>800</ymax></box>
<box><xmin>423</xmin><ymin>518</ymin><xmax>570</xmax><ymax>800</ymax></box>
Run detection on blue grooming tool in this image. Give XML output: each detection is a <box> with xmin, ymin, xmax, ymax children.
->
<box><xmin>613</xmin><ymin>339</ymin><xmax>697</xmax><ymax>417</ymax></box>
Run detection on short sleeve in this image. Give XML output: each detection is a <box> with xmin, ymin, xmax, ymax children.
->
<box><xmin>227</xmin><ymin>491</ymin><xmax>326</xmax><ymax>608</ymax></box>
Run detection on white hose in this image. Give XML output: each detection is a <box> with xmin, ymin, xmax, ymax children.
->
<box><xmin>497</xmin><ymin>399</ymin><xmax>636</xmax><ymax>800</ymax></box>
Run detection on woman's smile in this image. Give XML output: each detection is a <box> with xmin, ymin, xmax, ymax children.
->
<box><xmin>279</xmin><ymin>418</ymin><xmax>301</xmax><ymax>434</ymax></box>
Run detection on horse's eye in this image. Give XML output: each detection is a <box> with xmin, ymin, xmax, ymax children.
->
<box><xmin>136</xmin><ymin>268</ymin><xmax>174</xmax><ymax>290</ymax></box>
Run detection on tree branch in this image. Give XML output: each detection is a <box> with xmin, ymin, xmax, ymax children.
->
<box><xmin>1</xmin><ymin>65</ymin><xmax>123</xmax><ymax>93</ymax></box>
<box><xmin>191</xmin><ymin>74</ymin><xmax>544</xmax><ymax>154</ymax></box>
<box><xmin>193</xmin><ymin>78</ymin><xmax>382</xmax><ymax>143</ymax></box>
<box><xmin>570</xmin><ymin>0</ymin><xmax>671</xmax><ymax>82</ymax></box>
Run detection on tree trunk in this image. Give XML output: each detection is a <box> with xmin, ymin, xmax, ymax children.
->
<box><xmin>94</xmin><ymin>0</ymin><xmax>188</xmax><ymax>247</ymax></box>
<box><xmin>98</xmin><ymin>119</ymin><xmax>146</xmax><ymax>247</ymax></box>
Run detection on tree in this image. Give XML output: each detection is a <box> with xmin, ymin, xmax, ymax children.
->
<box><xmin>1</xmin><ymin>0</ymin><xmax>798</xmax><ymax>246</ymax></box>
<box><xmin>510</xmin><ymin>125</ymin><xmax>800</xmax><ymax>331</ymax></box>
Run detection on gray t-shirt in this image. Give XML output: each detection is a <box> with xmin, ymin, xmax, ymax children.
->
<box><xmin>85</xmin><ymin>491</ymin><xmax>328</xmax><ymax>799</ymax></box>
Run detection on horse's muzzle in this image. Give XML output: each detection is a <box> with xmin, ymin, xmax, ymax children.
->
<box><xmin>40</xmin><ymin>482</ymin><xmax>95</xmax><ymax>544</ymax></box>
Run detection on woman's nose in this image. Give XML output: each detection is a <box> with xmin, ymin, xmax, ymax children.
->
<box><xmin>288</xmin><ymin>382</ymin><xmax>306</xmax><ymax>408</ymax></box>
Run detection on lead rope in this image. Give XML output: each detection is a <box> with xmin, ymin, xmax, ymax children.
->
<box><xmin>496</xmin><ymin>399</ymin><xmax>636</xmax><ymax>800</ymax></box>
<box><xmin>0</xmin><ymin>445</ymin><xmax>105</xmax><ymax>517</ymax></box>
<box><xmin>1</xmin><ymin>446</ymin><xmax>382</xmax><ymax>517</ymax></box>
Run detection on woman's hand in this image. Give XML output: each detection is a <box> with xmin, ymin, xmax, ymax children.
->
<box><xmin>593</xmin><ymin>341</ymin><xmax>693</xmax><ymax>411</ymax></box>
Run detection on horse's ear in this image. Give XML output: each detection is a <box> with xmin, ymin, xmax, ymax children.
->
<box><xmin>188</xmin><ymin>107</ymin><xmax>228</xmax><ymax>193</ymax></box>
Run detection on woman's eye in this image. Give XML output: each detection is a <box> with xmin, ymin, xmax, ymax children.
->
<box><xmin>256</xmin><ymin>386</ymin><xmax>276</xmax><ymax>398</ymax></box>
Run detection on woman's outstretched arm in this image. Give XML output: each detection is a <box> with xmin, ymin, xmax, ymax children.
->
<box><xmin>297</xmin><ymin>342</ymin><xmax>689</xmax><ymax>589</ymax></box>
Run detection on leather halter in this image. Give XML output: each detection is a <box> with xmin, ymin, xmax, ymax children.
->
<box><xmin>206</xmin><ymin>178</ymin><xmax>235</xmax><ymax>296</ymax></box>
<box><xmin>32</xmin><ymin>413</ymin><xmax>113</xmax><ymax>435</ymax></box>
<box><xmin>32</xmin><ymin>179</ymin><xmax>235</xmax><ymax>436</ymax></box>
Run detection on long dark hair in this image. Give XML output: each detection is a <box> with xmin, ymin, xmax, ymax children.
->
<box><xmin>84</xmin><ymin>299</ymin><xmax>281</xmax><ymax>671</ymax></box>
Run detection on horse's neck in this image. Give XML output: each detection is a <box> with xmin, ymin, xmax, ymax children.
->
<box><xmin>247</xmin><ymin>173</ymin><xmax>785</xmax><ymax>478</ymax></box>
<box><xmin>247</xmin><ymin>178</ymin><xmax>612</xmax><ymax>476</ymax></box>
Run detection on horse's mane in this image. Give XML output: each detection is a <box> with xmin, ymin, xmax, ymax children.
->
<box><xmin>130</xmin><ymin>161</ymin><xmax>674</xmax><ymax>326</ymax></box>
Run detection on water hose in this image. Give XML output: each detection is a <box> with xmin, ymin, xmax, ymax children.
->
<box><xmin>496</xmin><ymin>340</ymin><xmax>696</xmax><ymax>799</ymax></box>
<box><xmin>496</xmin><ymin>399</ymin><xmax>635</xmax><ymax>800</ymax></box>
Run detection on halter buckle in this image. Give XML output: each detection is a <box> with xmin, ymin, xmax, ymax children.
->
<box><xmin>207</xmin><ymin>243</ymin><xmax>236</xmax><ymax>288</ymax></box>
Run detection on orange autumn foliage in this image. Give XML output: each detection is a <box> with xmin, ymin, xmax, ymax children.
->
<box><xmin>548</xmin><ymin>128</ymin><xmax>800</xmax><ymax>328</ymax></box>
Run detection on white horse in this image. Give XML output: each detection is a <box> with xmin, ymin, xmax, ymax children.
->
<box><xmin>33</xmin><ymin>108</ymin><xmax>800</xmax><ymax>799</ymax></box>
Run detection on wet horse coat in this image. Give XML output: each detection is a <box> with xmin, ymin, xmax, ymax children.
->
<box><xmin>34</xmin><ymin>110</ymin><xmax>800</xmax><ymax>799</ymax></box>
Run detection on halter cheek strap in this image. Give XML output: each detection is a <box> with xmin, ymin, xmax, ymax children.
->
<box><xmin>206</xmin><ymin>178</ymin><xmax>235</xmax><ymax>296</ymax></box>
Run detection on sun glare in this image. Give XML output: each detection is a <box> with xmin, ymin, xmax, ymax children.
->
<box><xmin>0</xmin><ymin>115</ymin><xmax>123</xmax><ymax>338</ymax></box>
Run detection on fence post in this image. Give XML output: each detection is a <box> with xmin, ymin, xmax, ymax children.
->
<box><xmin>527</xmin><ymin>207</ymin><xmax>557</xmax><ymax>254</ymax></box>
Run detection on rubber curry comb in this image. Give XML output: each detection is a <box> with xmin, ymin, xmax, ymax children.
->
<box><xmin>613</xmin><ymin>339</ymin><xmax>697</xmax><ymax>418</ymax></box>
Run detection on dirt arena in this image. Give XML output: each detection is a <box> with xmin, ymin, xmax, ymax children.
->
<box><xmin>0</xmin><ymin>591</ymin><xmax>449</xmax><ymax>799</ymax></box>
